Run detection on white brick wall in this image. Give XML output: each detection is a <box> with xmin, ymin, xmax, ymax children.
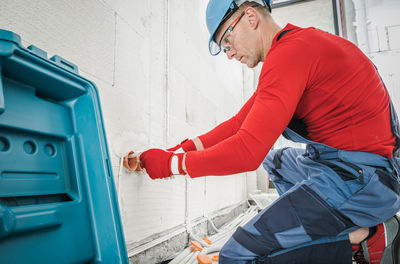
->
<box><xmin>342</xmin><ymin>0</ymin><xmax>400</xmax><ymax>116</ymax></box>
<box><xmin>0</xmin><ymin>0</ymin><xmax>251</xmax><ymax>251</ymax></box>
<box><xmin>364</xmin><ymin>0</ymin><xmax>400</xmax><ymax>113</ymax></box>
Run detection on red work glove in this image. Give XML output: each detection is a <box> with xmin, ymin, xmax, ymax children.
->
<box><xmin>139</xmin><ymin>148</ymin><xmax>186</xmax><ymax>179</ymax></box>
<box><xmin>167</xmin><ymin>138</ymin><xmax>196</xmax><ymax>152</ymax></box>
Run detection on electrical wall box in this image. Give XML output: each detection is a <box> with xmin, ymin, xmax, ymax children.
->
<box><xmin>0</xmin><ymin>29</ymin><xmax>128</xmax><ymax>263</ymax></box>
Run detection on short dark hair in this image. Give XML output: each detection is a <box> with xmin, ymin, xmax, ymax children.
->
<box><xmin>239</xmin><ymin>1</ymin><xmax>271</xmax><ymax>16</ymax></box>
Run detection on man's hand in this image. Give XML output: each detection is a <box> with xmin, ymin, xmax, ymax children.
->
<box><xmin>167</xmin><ymin>138</ymin><xmax>196</xmax><ymax>153</ymax></box>
<box><xmin>140</xmin><ymin>148</ymin><xmax>186</xmax><ymax>179</ymax></box>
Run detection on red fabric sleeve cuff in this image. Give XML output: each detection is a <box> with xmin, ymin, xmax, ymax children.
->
<box><xmin>181</xmin><ymin>139</ymin><xmax>196</xmax><ymax>152</ymax></box>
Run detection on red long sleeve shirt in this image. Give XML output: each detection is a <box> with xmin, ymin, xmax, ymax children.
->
<box><xmin>186</xmin><ymin>24</ymin><xmax>396</xmax><ymax>178</ymax></box>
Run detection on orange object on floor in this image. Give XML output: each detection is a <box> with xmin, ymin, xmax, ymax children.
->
<box><xmin>201</xmin><ymin>237</ymin><xmax>212</xmax><ymax>245</ymax></box>
<box><xmin>197</xmin><ymin>254</ymin><xmax>212</xmax><ymax>264</ymax></box>
<box><xmin>190</xmin><ymin>241</ymin><xmax>203</xmax><ymax>251</ymax></box>
<box><xmin>212</xmin><ymin>255</ymin><xmax>219</xmax><ymax>262</ymax></box>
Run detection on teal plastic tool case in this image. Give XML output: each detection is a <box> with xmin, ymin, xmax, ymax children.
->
<box><xmin>0</xmin><ymin>29</ymin><xmax>128</xmax><ymax>263</ymax></box>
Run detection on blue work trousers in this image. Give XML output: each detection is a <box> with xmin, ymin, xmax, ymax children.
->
<box><xmin>219</xmin><ymin>129</ymin><xmax>400</xmax><ymax>263</ymax></box>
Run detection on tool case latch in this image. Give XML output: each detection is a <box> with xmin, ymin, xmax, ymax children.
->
<box><xmin>50</xmin><ymin>55</ymin><xmax>79</xmax><ymax>74</ymax></box>
<box><xmin>27</xmin><ymin>45</ymin><xmax>48</xmax><ymax>59</ymax></box>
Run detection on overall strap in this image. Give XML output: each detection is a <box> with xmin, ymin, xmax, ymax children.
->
<box><xmin>276</xmin><ymin>28</ymin><xmax>295</xmax><ymax>41</ymax></box>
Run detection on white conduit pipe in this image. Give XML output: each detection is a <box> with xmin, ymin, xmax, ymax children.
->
<box><xmin>189</xmin><ymin>232</ymin><xmax>209</xmax><ymax>247</ymax></box>
<box><xmin>188</xmin><ymin>255</ymin><xmax>200</xmax><ymax>264</ymax></box>
<box><xmin>223</xmin><ymin>206</ymin><xmax>256</xmax><ymax>228</ymax></box>
<box><xmin>184</xmin><ymin>252</ymin><xmax>198</xmax><ymax>264</ymax></box>
<box><xmin>209</xmin><ymin>226</ymin><xmax>236</xmax><ymax>243</ymax></box>
<box><xmin>204</xmin><ymin>211</ymin><xmax>258</xmax><ymax>254</ymax></box>
<box><xmin>186</xmin><ymin>210</ymin><xmax>260</xmax><ymax>264</ymax></box>
<box><xmin>204</xmin><ymin>245</ymin><xmax>223</xmax><ymax>254</ymax></box>
<box><xmin>215</xmin><ymin>211</ymin><xmax>247</xmax><ymax>231</ymax></box>
<box><xmin>205</xmin><ymin>215</ymin><xmax>220</xmax><ymax>233</ymax></box>
<box><xmin>204</xmin><ymin>207</ymin><xmax>257</xmax><ymax>259</ymax></box>
<box><xmin>170</xmin><ymin>206</ymin><xmax>259</xmax><ymax>263</ymax></box>
<box><xmin>209</xmin><ymin>226</ymin><xmax>241</xmax><ymax>245</ymax></box>
<box><xmin>179</xmin><ymin>250</ymin><xmax>197</xmax><ymax>264</ymax></box>
<box><xmin>188</xmin><ymin>251</ymin><xmax>201</xmax><ymax>264</ymax></box>
<box><xmin>168</xmin><ymin>247</ymin><xmax>192</xmax><ymax>264</ymax></box>
<box><xmin>210</xmin><ymin>207</ymin><xmax>257</xmax><ymax>242</ymax></box>
<box><xmin>352</xmin><ymin>0</ymin><xmax>370</xmax><ymax>53</ymax></box>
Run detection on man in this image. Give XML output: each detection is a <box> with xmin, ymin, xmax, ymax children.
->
<box><xmin>124</xmin><ymin>0</ymin><xmax>400</xmax><ymax>263</ymax></box>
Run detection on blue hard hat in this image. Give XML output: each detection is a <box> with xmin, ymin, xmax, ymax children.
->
<box><xmin>206</xmin><ymin>0</ymin><xmax>271</xmax><ymax>56</ymax></box>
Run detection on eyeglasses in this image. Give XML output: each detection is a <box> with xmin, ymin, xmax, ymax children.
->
<box><xmin>218</xmin><ymin>11</ymin><xmax>245</xmax><ymax>53</ymax></box>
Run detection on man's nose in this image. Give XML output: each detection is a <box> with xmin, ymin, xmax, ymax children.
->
<box><xmin>226</xmin><ymin>49</ymin><xmax>235</xmax><ymax>60</ymax></box>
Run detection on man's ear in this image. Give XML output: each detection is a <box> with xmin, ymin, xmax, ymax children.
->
<box><xmin>245</xmin><ymin>7</ymin><xmax>260</xmax><ymax>30</ymax></box>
